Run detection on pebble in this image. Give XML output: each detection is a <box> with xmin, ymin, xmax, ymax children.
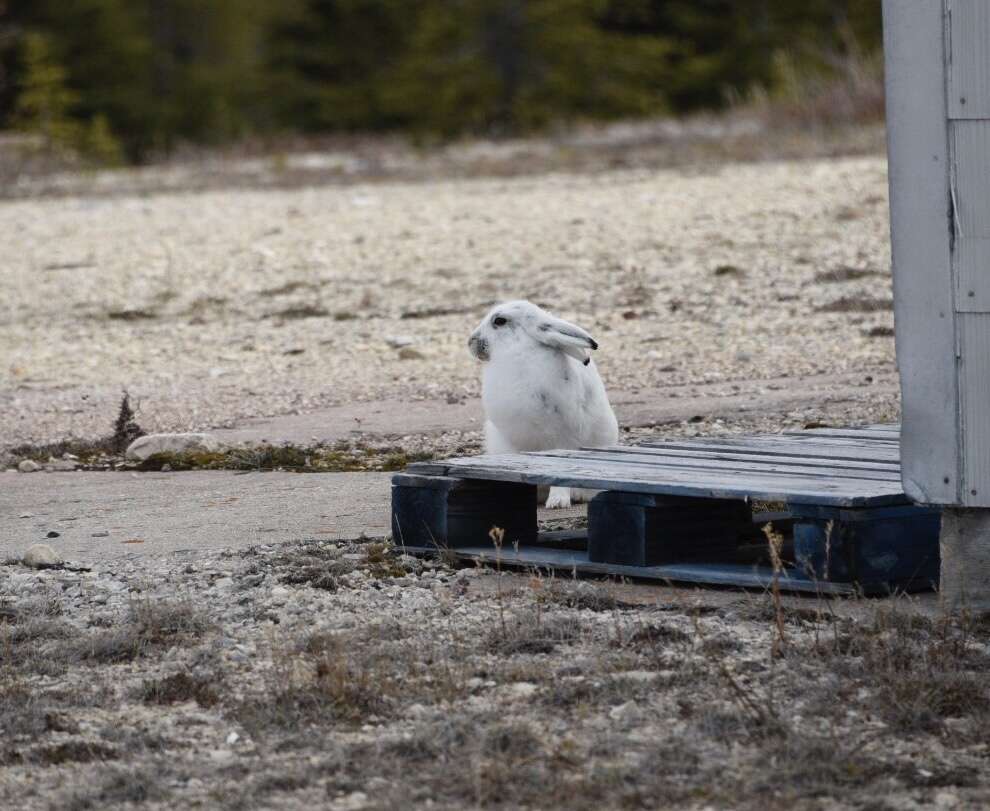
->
<box><xmin>397</xmin><ymin>347</ymin><xmax>425</xmax><ymax>360</ymax></box>
<box><xmin>18</xmin><ymin>459</ymin><xmax>41</xmax><ymax>473</ymax></box>
<box><xmin>23</xmin><ymin>543</ymin><xmax>62</xmax><ymax>569</ymax></box>
<box><xmin>125</xmin><ymin>433</ymin><xmax>224</xmax><ymax>461</ymax></box>
<box><xmin>92</xmin><ymin>530</ymin><xmax>110</xmax><ymax>537</ymax></box>
<box><xmin>385</xmin><ymin>335</ymin><xmax>416</xmax><ymax>348</ymax></box>
<box><xmin>336</xmin><ymin>792</ymin><xmax>369</xmax><ymax>811</ymax></box>
<box><xmin>608</xmin><ymin>701</ymin><xmax>642</xmax><ymax>725</ymax></box>
<box><xmin>504</xmin><ymin>682</ymin><xmax>538</xmax><ymax>699</ymax></box>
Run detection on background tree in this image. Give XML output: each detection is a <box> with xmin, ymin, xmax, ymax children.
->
<box><xmin>0</xmin><ymin>0</ymin><xmax>885</xmax><ymax>163</ymax></box>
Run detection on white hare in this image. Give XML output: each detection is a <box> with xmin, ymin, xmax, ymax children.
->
<box><xmin>468</xmin><ymin>300</ymin><xmax>619</xmax><ymax>508</ymax></box>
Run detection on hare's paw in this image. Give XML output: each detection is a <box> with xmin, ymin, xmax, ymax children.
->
<box><xmin>568</xmin><ymin>487</ymin><xmax>597</xmax><ymax>504</ymax></box>
<box><xmin>544</xmin><ymin>486</ymin><xmax>572</xmax><ymax>509</ymax></box>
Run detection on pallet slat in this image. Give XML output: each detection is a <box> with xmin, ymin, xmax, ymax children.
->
<box><xmin>565</xmin><ymin>447</ymin><xmax>902</xmax><ymax>477</ymax></box>
<box><xmin>636</xmin><ymin>438</ymin><xmax>900</xmax><ymax>463</ymax></box>
<box><xmin>422</xmin><ymin>454</ymin><xmax>907</xmax><ymax>506</ymax></box>
<box><xmin>596</xmin><ymin>444</ymin><xmax>900</xmax><ymax>471</ymax></box>
<box><xmin>535</xmin><ymin>449</ymin><xmax>902</xmax><ymax>483</ymax></box>
<box><xmin>416</xmin><ymin>544</ymin><xmax>855</xmax><ymax>595</ymax></box>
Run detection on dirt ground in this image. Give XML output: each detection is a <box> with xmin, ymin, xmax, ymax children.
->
<box><xmin>5</xmin><ymin>125</ymin><xmax>984</xmax><ymax>811</ymax></box>
<box><xmin>1</xmin><ymin>125</ymin><xmax>895</xmax><ymax>454</ymax></box>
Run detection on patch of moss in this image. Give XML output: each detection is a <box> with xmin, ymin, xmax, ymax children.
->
<box><xmin>137</xmin><ymin>451</ymin><xmax>231</xmax><ymax>471</ymax></box>
<box><xmin>7</xmin><ymin>438</ymin><xmax>117</xmax><ymax>464</ymax></box>
<box><xmin>134</xmin><ymin>445</ymin><xmax>437</xmax><ymax>473</ymax></box>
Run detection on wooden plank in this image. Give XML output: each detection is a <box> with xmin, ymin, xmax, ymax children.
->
<box><xmin>636</xmin><ymin>438</ymin><xmax>900</xmax><ymax>463</ymax></box>
<box><xmin>951</xmin><ymin>121</ymin><xmax>990</xmax><ymax>237</ymax></box>
<box><xmin>598</xmin><ymin>444</ymin><xmax>901</xmax><ymax>473</ymax></box>
<box><xmin>959</xmin><ymin>314</ymin><xmax>990</xmax><ymax>506</ymax></box>
<box><xmin>536</xmin><ymin>449</ymin><xmax>903</xmax><ymax>483</ymax></box>
<box><xmin>435</xmin><ymin>545</ymin><xmax>854</xmax><ymax>595</ymax></box>
<box><xmin>434</xmin><ymin>454</ymin><xmax>907</xmax><ymax>507</ymax></box>
<box><xmin>863</xmin><ymin>423</ymin><xmax>901</xmax><ymax>432</ymax></box>
<box><xmin>641</xmin><ymin>434</ymin><xmax>902</xmax><ymax>451</ymax></box>
<box><xmin>883</xmin><ymin>0</ymin><xmax>960</xmax><ymax>504</ymax></box>
<box><xmin>782</xmin><ymin>428</ymin><xmax>899</xmax><ymax>441</ymax></box>
<box><xmin>948</xmin><ymin>0</ymin><xmax>990</xmax><ymax>118</ymax></box>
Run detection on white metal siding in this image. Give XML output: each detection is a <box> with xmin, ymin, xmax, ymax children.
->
<box><xmin>954</xmin><ymin>238</ymin><xmax>990</xmax><ymax>311</ymax></box>
<box><xmin>951</xmin><ymin>121</ymin><xmax>990</xmax><ymax>235</ymax></box>
<box><xmin>948</xmin><ymin>0</ymin><xmax>990</xmax><ymax>119</ymax></box>
<box><xmin>959</xmin><ymin>314</ymin><xmax>990</xmax><ymax>504</ymax></box>
<box><xmin>883</xmin><ymin>0</ymin><xmax>960</xmax><ymax>504</ymax></box>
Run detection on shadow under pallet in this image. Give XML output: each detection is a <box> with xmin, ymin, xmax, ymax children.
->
<box><xmin>392</xmin><ymin>425</ymin><xmax>942</xmax><ymax>595</ymax></box>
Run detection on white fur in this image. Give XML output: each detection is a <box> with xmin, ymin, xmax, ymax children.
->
<box><xmin>468</xmin><ymin>300</ymin><xmax>619</xmax><ymax>508</ymax></box>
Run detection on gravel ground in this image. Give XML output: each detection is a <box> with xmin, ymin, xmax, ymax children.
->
<box><xmin>2</xmin><ymin>541</ymin><xmax>987</xmax><ymax>810</ymax></box>
<box><xmin>1</xmin><ymin>152</ymin><xmax>895</xmax><ymax>450</ymax></box>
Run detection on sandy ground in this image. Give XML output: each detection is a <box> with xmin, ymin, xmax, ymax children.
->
<box><xmin>1</xmin><ymin>153</ymin><xmax>896</xmax><ymax>451</ymax></box>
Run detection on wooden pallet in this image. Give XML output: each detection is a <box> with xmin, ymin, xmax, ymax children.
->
<box><xmin>391</xmin><ymin>425</ymin><xmax>941</xmax><ymax>594</ymax></box>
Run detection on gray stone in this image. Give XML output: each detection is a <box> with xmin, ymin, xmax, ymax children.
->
<box><xmin>18</xmin><ymin>459</ymin><xmax>41</xmax><ymax>473</ymax></box>
<box><xmin>45</xmin><ymin>459</ymin><xmax>78</xmax><ymax>471</ymax></box>
<box><xmin>23</xmin><ymin>543</ymin><xmax>62</xmax><ymax>569</ymax></box>
<box><xmin>125</xmin><ymin>433</ymin><xmax>224</xmax><ymax>461</ymax></box>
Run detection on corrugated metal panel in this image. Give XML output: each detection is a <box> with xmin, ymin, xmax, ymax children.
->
<box><xmin>883</xmin><ymin>1</ymin><xmax>960</xmax><ymax>504</ymax></box>
<box><xmin>954</xmin><ymin>238</ymin><xmax>990</xmax><ymax>311</ymax></box>
<box><xmin>951</xmin><ymin>121</ymin><xmax>990</xmax><ymax>236</ymax></box>
<box><xmin>948</xmin><ymin>0</ymin><xmax>990</xmax><ymax>118</ymax></box>
<box><xmin>959</xmin><ymin>314</ymin><xmax>990</xmax><ymax>505</ymax></box>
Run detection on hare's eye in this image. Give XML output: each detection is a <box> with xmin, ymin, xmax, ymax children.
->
<box><xmin>492</xmin><ymin>316</ymin><xmax>508</xmax><ymax>327</ymax></box>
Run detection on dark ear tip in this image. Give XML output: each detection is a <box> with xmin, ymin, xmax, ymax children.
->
<box><xmin>589</xmin><ymin>338</ymin><xmax>599</xmax><ymax>350</ymax></box>
<box><xmin>582</xmin><ymin>357</ymin><xmax>590</xmax><ymax>366</ymax></box>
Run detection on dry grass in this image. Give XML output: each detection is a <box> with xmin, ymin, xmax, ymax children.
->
<box><xmin>6</xmin><ymin>539</ymin><xmax>990</xmax><ymax>809</ymax></box>
<box><xmin>0</xmin><ymin>598</ymin><xmax>210</xmax><ymax>676</ymax></box>
<box><xmin>741</xmin><ymin>46</ymin><xmax>885</xmax><ymax>132</ymax></box>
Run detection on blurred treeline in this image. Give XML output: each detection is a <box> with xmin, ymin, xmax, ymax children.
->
<box><xmin>0</xmin><ymin>0</ymin><xmax>882</xmax><ymax>164</ymax></box>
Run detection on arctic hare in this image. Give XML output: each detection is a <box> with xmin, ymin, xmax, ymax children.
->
<box><xmin>468</xmin><ymin>300</ymin><xmax>619</xmax><ymax>508</ymax></box>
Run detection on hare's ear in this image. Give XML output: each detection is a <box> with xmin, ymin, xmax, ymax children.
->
<box><xmin>525</xmin><ymin>314</ymin><xmax>598</xmax><ymax>364</ymax></box>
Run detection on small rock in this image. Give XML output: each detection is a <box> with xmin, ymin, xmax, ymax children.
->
<box><xmin>125</xmin><ymin>433</ymin><xmax>224</xmax><ymax>461</ymax></box>
<box><xmin>385</xmin><ymin>335</ymin><xmax>415</xmax><ymax>348</ymax></box>
<box><xmin>18</xmin><ymin>459</ymin><xmax>41</xmax><ymax>473</ymax></box>
<box><xmin>91</xmin><ymin>530</ymin><xmax>109</xmax><ymax>537</ymax></box>
<box><xmin>505</xmin><ymin>682</ymin><xmax>538</xmax><ymax>699</ymax></box>
<box><xmin>45</xmin><ymin>531</ymin><xmax>60</xmax><ymax>538</ymax></box>
<box><xmin>397</xmin><ymin>347</ymin><xmax>425</xmax><ymax>360</ymax></box>
<box><xmin>616</xmin><ymin>670</ymin><xmax>659</xmax><ymax>683</ymax></box>
<box><xmin>225</xmin><ymin>731</ymin><xmax>240</xmax><ymax>745</ymax></box>
<box><xmin>23</xmin><ymin>544</ymin><xmax>62</xmax><ymax>569</ymax></box>
<box><xmin>269</xmin><ymin>586</ymin><xmax>290</xmax><ymax>604</ymax></box>
<box><xmin>337</xmin><ymin>792</ymin><xmax>369</xmax><ymax>811</ymax></box>
<box><xmin>934</xmin><ymin>790</ymin><xmax>960</xmax><ymax>809</ymax></box>
<box><xmin>46</xmin><ymin>459</ymin><xmax>78</xmax><ymax>471</ymax></box>
<box><xmin>608</xmin><ymin>701</ymin><xmax>642</xmax><ymax>725</ymax></box>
